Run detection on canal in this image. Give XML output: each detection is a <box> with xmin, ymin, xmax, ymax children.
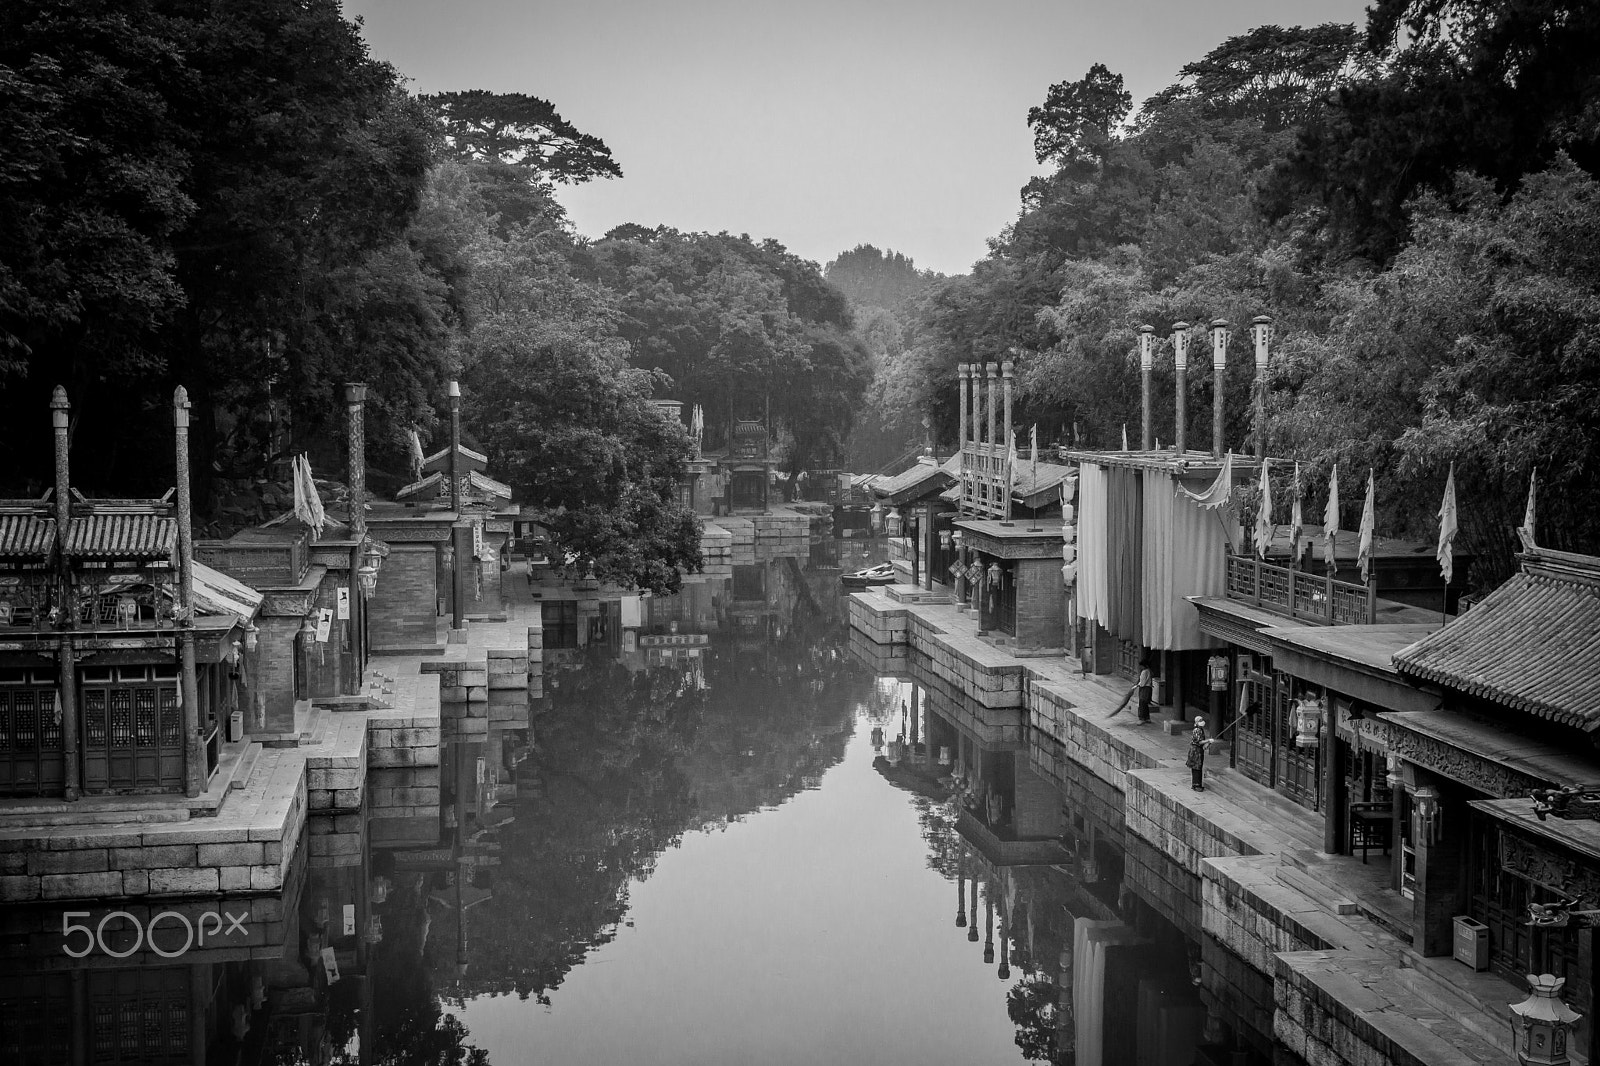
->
<box><xmin>0</xmin><ymin>543</ymin><xmax>1212</xmax><ymax>1065</ymax></box>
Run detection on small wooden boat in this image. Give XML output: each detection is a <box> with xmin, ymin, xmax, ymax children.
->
<box><xmin>841</xmin><ymin>563</ymin><xmax>896</xmax><ymax>588</ymax></box>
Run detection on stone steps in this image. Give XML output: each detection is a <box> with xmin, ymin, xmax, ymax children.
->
<box><xmin>1389</xmin><ymin>947</ymin><xmax>1516</xmax><ymax>1060</ymax></box>
<box><xmin>0</xmin><ymin>804</ymin><xmax>192</xmax><ymax>829</ymax></box>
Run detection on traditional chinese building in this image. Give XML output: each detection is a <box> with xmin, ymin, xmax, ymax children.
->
<box><xmin>0</xmin><ymin>388</ymin><xmax>259</xmax><ymax>799</ymax></box>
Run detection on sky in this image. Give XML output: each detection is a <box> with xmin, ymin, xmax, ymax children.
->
<box><xmin>343</xmin><ymin>0</ymin><xmax>1370</xmax><ymax>277</ymax></box>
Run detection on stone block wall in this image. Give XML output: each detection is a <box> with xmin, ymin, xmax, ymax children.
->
<box><xmin>847</xmin><ymin>593</ymin><xmax>908</xmax><ymax>645</ymax></box>
<box><xmin>1014</xmin><ymin>559</ymin><xmax>1065</xmax><ymax>648</ymax></box>
<box><xmin>370</xmin><ymin>543</ymin><xmax>438</xmax><ymax>647</ymax></box>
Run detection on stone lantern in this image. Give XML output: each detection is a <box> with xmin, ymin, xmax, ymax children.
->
<box><xmin>1510</xmin><ymin>974</ymin><xmax>1583</xmax><ymax>1066</ymax></box>
<box><xmin>886</xmin><ymin>510</ymin><xmax>903</xmax><ymax>537</ymax></box>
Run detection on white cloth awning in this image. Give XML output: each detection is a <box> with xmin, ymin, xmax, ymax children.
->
<box><xmin>192</xmin><ymin>560</ymin><xmax>263</xmax><ymax>623</ymax></box>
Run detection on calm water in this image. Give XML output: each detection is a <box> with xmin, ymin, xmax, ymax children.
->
<box><xmin>0</xmin><ymin>543</ymin><xmax>1213</xmax><ymax>1065</ymax></box>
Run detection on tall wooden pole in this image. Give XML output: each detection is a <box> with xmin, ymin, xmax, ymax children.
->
<box><xmin>345</xmin><ymin>383</ymin><xmax>368</xmax><ymax>540</ymax></box>
<box><xmin>1172</xmin><ymin>323</ymin><xmax>1190</xmax><ymax>456</ymax></box>
<box><xmin>448</xmin><ymin>381</ymin><xmax>467</xmax><ymax>631</ymax></box>
<box><xmin>50</xmin><ymin>387</ymin><xmax>80</xmax><ymax>801</ymax></box>
<box><xmin>1138</xmin><ymin>326</ymin><xmax>1154</xmax><ymax>451</ymax></box>
<box><xmin>174</xmin><ymin>387</ymin><xmax>203</xmax><ymax>797</ymax></box>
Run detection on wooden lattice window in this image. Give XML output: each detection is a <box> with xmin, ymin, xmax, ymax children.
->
<box><xmin>83</xmin><ymin>689</ymin><xmax>107</xmax><ymax>747</ymax></box>
<box><xmin>134</xmin><ymin>689</ymin><xmax>156</xmax><ymax>747</ymax></box>
<box><xmin>109</xmin><ymin>690</ymin><xmax>132</xmax><ymax>748</ymax></box>
<box><xmin>158</xmin><ymin>689</ymin><xmax>180</xmax><ymax>746</ymax></box>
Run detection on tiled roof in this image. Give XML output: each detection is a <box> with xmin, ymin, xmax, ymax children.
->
<box><xmin>1012</xmin><ymin>461</ymin><xmax>1075</xmax><ymax>506</ymax></box>
<box><xmin>421</xmin><ymin>443</ymin><xmax>489</xmax><ymax>476</ymax></box>
<box><xmin>395</xmin><ymin>469</ymin><xmax>512</xmax><ymax>504</ymax></box>
<box><xmin>64</xmin><ymin>514</ymin><xmax>177</xmax><ymax>560</ymax></box>
<box><xmin>0</xmin><ymin>515</ymin><xmax>55</xmax><ymax>558</ymax></box>
<box><xmin>872</xmin><ymin>455</ymin><xmax>958</xmax><ymax>504</ymax></box>
<box><xmin>1393</xmin><ymin>548</ymin><xmax>1600</xmax><ymax>730</ymax></box>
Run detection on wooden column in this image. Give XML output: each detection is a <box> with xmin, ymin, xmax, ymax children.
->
<box><xmin>448</xmin><ymin>381</ymin><xmax>466</xmax><ymax>631</ymax></box>
<box><xmin>50</xmin><ymin>387</ymin><xmax>81</xmax><ymax>800</ymax></box>
<box><xmin>175</xmin><ymin>387</ymin><xmax>203</xmax><ymax>797</ymax></box>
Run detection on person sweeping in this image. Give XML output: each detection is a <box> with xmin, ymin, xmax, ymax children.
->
<box><xmin>1106</xmin><ymin>660</ymin><xmax>1153</xmax><ymax>723</ymax></box>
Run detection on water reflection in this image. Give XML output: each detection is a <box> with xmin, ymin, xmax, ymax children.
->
<box><xmin>0</xmin><ymin>543</ymin><xmax>1224</xmax><ymax>1065</ymax></box>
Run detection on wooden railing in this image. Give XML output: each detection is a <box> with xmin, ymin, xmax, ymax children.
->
<box><xmin>960</xmin><ymin>442</ymin><xmax>1010</xmax><ymax>519</ymax></box>
<box><xmin>1224</xmin><ymin>555</ymin><xmax>1375</xmax><ymax>625</ymax></box>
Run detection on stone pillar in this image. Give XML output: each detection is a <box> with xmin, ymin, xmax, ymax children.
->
<box><xmin>1171</xmin><ymin>323</ymin><xmax>1189</xmax><ymax>456</ymax></box>
<box><xmin>344</xmin><ymin>383</ymin><xmax>368</xmax><ymax>540</ymax></box>
<box><xmin>1252</xmin><ymin>316</ymin><xmax>1272</xmax><ymax>461</ymax></box>
<box><xmin>448</xmin><ymin>380</ymin><xmax>463</xmax><ymax>514</ymax></box>
<box><xmin>1211</xmin><ymin>319</ymin><xmax>1229</xmax><ymax>458</ymax></box>
<box><xmin>50</xmin><ymin>387</ymin><xmax>80</xmax><ymax>801</ymax></box>
<box><xmin>997</xmin><ymin>889</ymin><xmax>1011</xmax><ymax>980</ymax></box>
<box><xmin>958</xmin><ymin>363</ymin><xmax>970</xmax><ymax>449</ymax></box>
<box><xmin>986</xmin><ymin>363</ymin><xmax>998</xmax><ymax>453</ymax></box>
<box><xmin>1002</xmin><ymin>360</ymin><xmax>1014</xmax><ymax>450</ymax></box>
<box><xmin>1412</xmin><ymin>775</ymin><xmax>1467</xmax><ymax>957</ymax></box>
<box><xmin>957</xmin><ymin>870</ymin><xmax>968</xmax><ymax>927</ymax></box>
<box><xmin>1138</xmin><ymin>326</ymin><xmax>1154</xmax><ymax>451</ymax></box>
<box><xmin>174</xmin><ymin>387</ymin><xmax>203</xmax><ymax>797</ymax></box>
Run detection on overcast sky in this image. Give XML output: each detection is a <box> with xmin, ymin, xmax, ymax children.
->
<box><xmin>344</xmin><ymin>0</ymin><xmax>1370</xmax><ymax>277</ymax></box>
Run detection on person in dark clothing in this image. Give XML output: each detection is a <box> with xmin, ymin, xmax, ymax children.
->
<box><xmin>1187</xmin><ymin>716</ymin><xmax>1209</xmax><ymax>791</ymax></box>
<box><xmin>1135</xmin><ymin>662</ymin><xmax>1153</xmax><ymax>723</ymax></box>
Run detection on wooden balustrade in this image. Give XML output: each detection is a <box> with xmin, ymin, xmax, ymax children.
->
<box><xmin>1224</xmin><ymin>555</ymin><xmax>1375</xmax><ymax>625</ymax></box>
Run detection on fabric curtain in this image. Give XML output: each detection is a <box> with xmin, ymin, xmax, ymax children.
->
<box><xmin>1142</xmin><ymin>470</ymin><xmax>1230</xmax><ymax>649</ymax></box>
<box><xmin>1106</xmin><ymin>466</ymin><xmax>1142</xmax><ymax>642</ymax></box>
<box><xmin>1075</xmin><ymin>463</ymin><xmax>1108</xmax><ymax>627</ymax></box>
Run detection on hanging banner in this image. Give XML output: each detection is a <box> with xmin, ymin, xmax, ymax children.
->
<box><xmin>342</xmin><ymin>903</ymin><xmax>356</xmax><ymax>937</ymax></box>
<box><xmin>335</xmin><ymin>588</ymin><xmax>350</xmax><ymax>620</ymax></box>
<box><xmin>320</xmin><ymin>946</ymin><xmax>340</xmax><ymax>983</ymax></box>
<box><xmin>472</xmin><ymin>518</ymin><xmax>487</xmax><ymax>560</ymax></box>
<box><xmin>315</xmin><ymin>608</ymin><xmax>333</xmax><ymax>643</ymax></box>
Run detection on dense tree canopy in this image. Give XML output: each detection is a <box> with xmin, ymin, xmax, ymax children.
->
<box><xmin>887</xmin><ymin>6</ymin><xmax>1600</xmax><ymax>589</ymax></box>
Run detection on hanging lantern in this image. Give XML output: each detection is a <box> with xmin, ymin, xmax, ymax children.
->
<box><xmin>228</xmin><ymin>640</ymin><xmax>242</xmax><ymax>666</ymax></box>
<box><xmin>363</xmin><ymin>915</ymin><xmax>384</xmax><ymax>945</ymax></box>
<box><xmin>313</xmin><ymin>898</ymin><xmax>330</xmax><ymax>928</ymax></box>
<box><xmin>1080</xmin><ymin>855</ymin><xmax>1099</xmax><ymax>884</ymax></box>
<box><xmin>938</xmin><ymin>745</ymin><xmax>952</xmax><ymax>766</ymax></box>
<box><xmin>870</xmin><ymin>502</ymin><xmax>884</xmax><ymax>532</ymax></box>
<box><xmin>1510</xmin><ymin>974</ymin><xmax>1583</xmax><ymax>1066</ymax></box>
<box><xmin>1292</xmin><ymin>697</ymin><xmax>1324</xmax><ymax>749</ymax></box>
<box><xmin>1386</xmin><ymin>754</ymin><xmax>1404</xmax><ymax>791</ymax></box>
<box><xmin>986</xmin><ymin>562</ymin><xmax>1003</xmax><ymax>588</ymax></box>
<box><xmin>441</xmin><ymin>543</ymin><xmax>455</xmax><ymax>569</ymax></box>
<box><xmin>299</xmin><ymin>617</ymin><xmax>317</xmax><ymax>641</ymax></box>
<box><xmin>886</xmin><ymin>510</ymin><xmax>903</xmax><ymax>537</ymax></box>
<box><xmin>1207</xmin><ymin>654</ymin><xmax>1229</xmax><ymax>692</ymax></box>
<box><xmin>357</xmin><ymin>561</ymin><xmax>379</xmax><ymax>598</ymax></box>
<box><xmin>244</xmin><ymin>623</ymin><xmax>259</xmax><ymax>653</ymax></box>
<box><xmin>939</xmin><ymin>529</ymin><xmax>953</xmax><ymax>550</ymax></box>
<box><xmin>371</xmin><ymin>876</ymin><xmax>391</xmax><ymax>905</ymax></box>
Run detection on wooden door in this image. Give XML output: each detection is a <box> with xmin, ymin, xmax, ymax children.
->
<box><xmin>0</xmin><ymin>670</ymin><xmax>65</xmax><ymax>796</ymax></box>
<box><xmin>80</xmin><ymin>665</ymin><xmax>183</xmax><ymax>793</ymax></box>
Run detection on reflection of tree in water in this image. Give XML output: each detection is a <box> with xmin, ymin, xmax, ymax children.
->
<box><xmin>364</xmin><ymin>875</ymin><xmax>490</xmax><ymax>1065</ymax></box>
<box><xmin>448</xmin><ymin>571</ymin><xmax>872</xmax><ymax>1005</ymax></box>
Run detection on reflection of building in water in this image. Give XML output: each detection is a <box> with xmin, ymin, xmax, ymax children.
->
<box><xmin>0</xmin><ymin>844</ymin><xmax>309</xmax><ymax>1064</ymax></box>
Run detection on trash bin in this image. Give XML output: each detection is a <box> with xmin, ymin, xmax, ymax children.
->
<box><xmin>227</xmin><ymin>710</ymin><xmax>244</xmax><ymax>743</ymax></box>
<box><xmin>1453</xmin><ymin>915</ymin><xmax>1489</xmax><ymax>971</ymax></box>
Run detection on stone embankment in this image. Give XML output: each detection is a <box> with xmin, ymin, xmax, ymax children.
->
<box><xmin>848</xmin><ymin>585</ymin><xmax>1515</xmax><ymax>1066</ymax></box>
<box><xmin>0</xmin><ymin>602</ymin><xmax>539</xmax><ymax>905</ymax></box>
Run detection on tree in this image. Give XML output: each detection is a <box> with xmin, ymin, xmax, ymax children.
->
<box><xmin>1027</xmin><ymin>63</ymin><xmax>1133</xmax><ymax>176</ymax></box>
<box><xmin>421</xmin><ymin>90</ymin><xmax>622</xmax><ymax>183</ymax></box>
